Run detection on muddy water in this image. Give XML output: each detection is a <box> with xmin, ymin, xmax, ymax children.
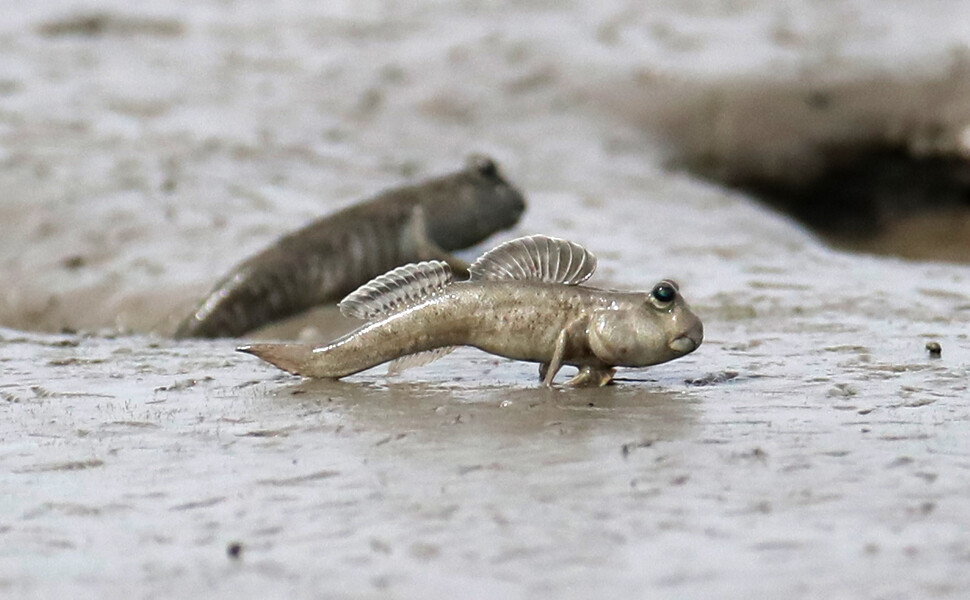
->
<box><xmin>4</xmin><ymin>1</ymin><xmax>970</xmax><ymax>598</ymax></box>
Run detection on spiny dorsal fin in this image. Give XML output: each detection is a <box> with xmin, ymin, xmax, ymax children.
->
<box><xmin>468</xmin><ymin>235</ymin><xmax>596</xmax><ymax>284</ymax></box>
<box><xmin>339</xmin><ymin>261</ymin><xmax>454</xmax><ymax>321</ymax></box>
<box><xmin>387</xmin><ymin>346</ymin><xmax>457</xmax><ymax>375</ymax></box>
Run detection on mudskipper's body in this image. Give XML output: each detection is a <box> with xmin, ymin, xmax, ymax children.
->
<box><xmin>175</xmin><ymin>156</ymin><xmax>525</xmax><ymax>338</ymax></box>
<box><xmin>239</xmin><ymin>235</ymin><xmax>703</xmax><ymax>386</ymax></box>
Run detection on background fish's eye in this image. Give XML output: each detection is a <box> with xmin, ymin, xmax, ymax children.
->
<box><xmin>652</xmin><ymin>282</ymin><xmax>676</xmax><ymax>304</ymax></box>
<box><xmin>473</xmin><ymin>155</ymin><xmax>498</xmax><ymax>178</ymax></box>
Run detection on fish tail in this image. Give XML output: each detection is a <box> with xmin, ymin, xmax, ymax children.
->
<box><xmin>237</xmin><ymin>343</ymin><xmax>326</xmax><ymax>377</ymax></box>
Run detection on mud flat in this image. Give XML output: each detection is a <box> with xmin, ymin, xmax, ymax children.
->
<box><xmin>3</xmin><ymin>272</ymin><xmax>970</xmax><ymax>599</ymax></box>
<box><xmin>4</xmin><ymin>215</ymin><xmax>970</xmax><ymax>598</ymax></box>
<box><xmin>3</xmin><ymin>1</ymin><xmax>970</xmax><ymax>598</ymax></box>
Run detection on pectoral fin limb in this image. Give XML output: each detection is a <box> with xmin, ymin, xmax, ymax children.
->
<box><xmin>542</xmin><ymin>318</ymin><xmax>588</xmax><ymax>387</ymax></box>
<box><xmin>543</xmin><ymin>330</ymin><xmax>567</xmax><ymax>387</ymax></box>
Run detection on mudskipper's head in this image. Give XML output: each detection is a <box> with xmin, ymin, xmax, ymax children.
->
<box><xmin>421</xmin><ymin>155</ymin><xmax>526</xmax><ymax>251</ymax></box>
<box><xmin>588</xmin><ymin>280</ymin><xmax>704</xmax><ymax>368</ymax></box>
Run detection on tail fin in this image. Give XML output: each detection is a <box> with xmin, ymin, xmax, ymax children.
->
<box><xmin>237</xmin><ymin>343</ymin><xmax>317</xmax><ymax>377</ymax></box>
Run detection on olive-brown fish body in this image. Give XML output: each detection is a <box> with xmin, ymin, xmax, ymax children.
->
<box><xmin>254</xmin><ymin>280</ymin><xmax>703</xmax><ymax>379</ymax></box>
<box><xmin>239</xmin><ymin>235</ymin><xmax>703</xmax><ymax>386</ymax></box>
<box><xmin>175</xmin><ymin>156</ymin><xmax>525</xmax><ymax>339</ymax></box>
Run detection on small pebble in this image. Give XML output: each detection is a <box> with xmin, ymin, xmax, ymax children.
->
<box><xmin>61</xmin><ymin>255</ymin><xmax>85</xmax><ymax>270</ymax></box>
<box><xmin>227</xmin><ymin>541</ymin><xmax>243</xmax><ymax>560</ymax></box>
<box><xmin>925</xmin><ymin>341</ymin><xmax>942</xmax><ymax>358</ymax></box>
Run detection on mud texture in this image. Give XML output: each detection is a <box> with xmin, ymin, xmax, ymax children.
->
<box><xmin>3</xmin><ymin>1</ymin><xmax>970</xmax><ymax>599</ymax></box>
<box><xmin>3</xmin><ymin>304</ymin><xmax>970</xmax><ymax>599</ymax></box>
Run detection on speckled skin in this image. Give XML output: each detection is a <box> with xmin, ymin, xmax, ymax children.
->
<box><xmin>240</xmin><ymin>280</ymin><xmax>704</xmax><ymax>386</ymax></box>
<box><xmin>174</xmin><ymin>156</ymin><xmax>525</xmax><ymax>339</ymax></box>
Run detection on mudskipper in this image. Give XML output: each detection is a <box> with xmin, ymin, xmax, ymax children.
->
<box><xmin>176</xmin><ymin>156</ymin><xmax>525</xmax><ymax>338</ymax></box>
<box><xmin>239</xmin><ymin>235</ymin><xmax>703</xmax><ymax>387</ymax></box>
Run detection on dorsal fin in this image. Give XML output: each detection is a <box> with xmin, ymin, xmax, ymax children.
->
<box><xmin>468</xmin><ymin>235</ymin><xmax>596</xmax><ymax>284</ymax></box>
<box><xmin>339</xmin><ymin>261</ymin><xmax>454</xmax><ymax>321</ymax></box>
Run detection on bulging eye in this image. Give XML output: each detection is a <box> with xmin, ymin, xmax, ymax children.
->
<box><xmin>472</xmin><ymin>155</ymin><xmax>498</xmax><ymax>178</ymax></box>
<box><xmin>652</xmin><ymin>281</ymin><xmax>677</xmax><ymax>304</ymax></box>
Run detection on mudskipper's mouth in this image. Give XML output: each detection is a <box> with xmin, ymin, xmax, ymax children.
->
<box><xmin>668</xmin><ymin>335</ymin><xmax>699</xmax><ymax>355</ymax></box>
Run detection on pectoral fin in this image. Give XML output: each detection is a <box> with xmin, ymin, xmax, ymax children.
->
<box><xmin>542</xmin><ymin>318</ymin><xmax>591</xmax><ymax>386</ymax></box>
<box><xmin>543</xmin><ymin>330</ymin><xmax>569</xmax><ymax>387</ymax></box>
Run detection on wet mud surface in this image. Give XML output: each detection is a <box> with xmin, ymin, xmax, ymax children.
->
<box><xmin>3</xmin><ymin>307</ymin><xmax>970</xmax><ymax>598</ymax></box>
<box><xmin>3</xmin><ymin>0</ymin><xmax>970</xmax><ymax>598</ymax></box>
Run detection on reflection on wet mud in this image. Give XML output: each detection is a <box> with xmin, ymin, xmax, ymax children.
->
<box><xmin>270</xmin><ymin>375</ymin><xmax>699</xmax><ymax>448</ymax></box>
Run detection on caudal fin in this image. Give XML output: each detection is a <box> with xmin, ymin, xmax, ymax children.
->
<box><xmin>237</xmin><ymin>343</ymin><xmax>317</xmax><ymax>376</ymax></box>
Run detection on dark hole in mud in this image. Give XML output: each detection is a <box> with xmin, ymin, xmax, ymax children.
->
<box><xmin>710</xmin><ymin>145</ymin><xmax>970</xmax><ymax>263</ymax></box>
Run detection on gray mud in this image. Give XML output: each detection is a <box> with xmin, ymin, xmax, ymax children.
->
<box><xmin>3</xmin><ymin>1</ymin><xmax>970</xmax><ymax>598</ymax></box>
<box><xmin>4</xmin><ymin>309</ymin><xmax>970</xmax><ymax>598</ymax></box>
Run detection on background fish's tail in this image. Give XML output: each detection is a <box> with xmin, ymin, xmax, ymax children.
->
<box><xmin>237</xmin><ymin>343</ymin><xmax>321</xmax><ymax>377</ymax></box>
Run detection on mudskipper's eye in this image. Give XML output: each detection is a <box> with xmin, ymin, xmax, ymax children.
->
<box><xmin>473</xmin><ymin>155</ymin><xmax>498</xmax><ymax>178</ymax></box>
<box><xmin>652</xmin><ymin>282</ymin><xmax>677</xmax><ymax>304</ymax></box>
